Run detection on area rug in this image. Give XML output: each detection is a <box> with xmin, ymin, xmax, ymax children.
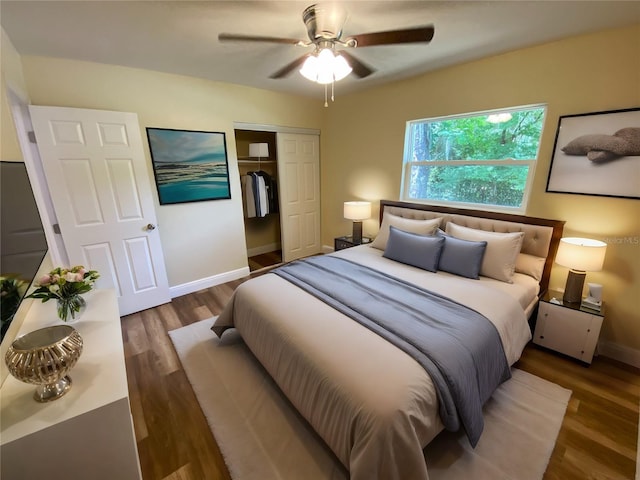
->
<box><xmin>169</xmin><ymin>318</ymin><xmax>571</xmax><ymax>480</ymax></box>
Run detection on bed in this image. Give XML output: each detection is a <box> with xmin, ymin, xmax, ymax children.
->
<box><xmin>213</xmin><ymin>200</ymin><xmax>565</xmax><ymax>480</ymax></box>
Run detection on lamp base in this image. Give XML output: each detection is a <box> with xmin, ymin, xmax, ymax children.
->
<box><xmin>563</xmin><ymin>269</ymin><xmax>586</xmax><ymax>304</ymax></box>
<box><xmin>352</xmin><ymin>221</ymin><xmax>363</xmax><ymax>244</ymax></box>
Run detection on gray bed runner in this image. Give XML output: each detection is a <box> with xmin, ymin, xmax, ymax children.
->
<box><xmin>273</xmin><ymin>255</ymin><xmax>511</xmax><ymax>447</ymax></box>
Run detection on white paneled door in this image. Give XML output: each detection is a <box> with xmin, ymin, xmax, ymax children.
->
<box><xmin>277</xmin><ymin>133</ymin><xmax>321</xmax><ymax>262</ymax></box>
<box><xmin>29</xmin><ymin>106</ymin><xmax>170</xmax><ymax>316</ymax></box>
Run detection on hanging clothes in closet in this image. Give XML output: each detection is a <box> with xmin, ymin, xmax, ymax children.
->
<box><xmin>242</xmin><ymin>170</ymin><xmax>278</xmax><ymax>218</ymax></box>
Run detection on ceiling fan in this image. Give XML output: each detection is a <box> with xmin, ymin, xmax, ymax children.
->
<box><xmin>218</xmin><ymin>3</ymin><xmax>434</xmax><ymax>102</ymax></box>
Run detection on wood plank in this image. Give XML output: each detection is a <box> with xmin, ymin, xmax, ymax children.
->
<box><xmin>123</xmin><ymin>311</ymin><xmax>149</xmax><ymax>357</ymax></box>
<box><xmin>141</xmin><ymin>309</ymin><xmax>181</xmax><ymax>376</ymax></box>
<box><xmin>161</xmin><ymin>463</ymin><xmax>192</xmax><ymax>480</ymax></box>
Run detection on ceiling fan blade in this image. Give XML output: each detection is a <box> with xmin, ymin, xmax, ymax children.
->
<box><xmin>347</xmin><ymin>25</ymin><xmax>435</xmax><ymax>47</ymax></box>
<box><xmin>219</xmin><ymin>33</ymin><xmax>302</xmax><ymax>45</ymax></box>
<box><xmin>269</xmin><ymin>54</ymin><xmax>310</xmax><ymax>79</ymax></box>
<box><xmin>339</xmin><ymin>51</ymin><xmax>375</xmax><ymax>79</ymax></box>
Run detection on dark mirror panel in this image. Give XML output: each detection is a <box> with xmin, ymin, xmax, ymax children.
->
<box><xmin>1</xmin><ymin>161</ymin><xmax>48</xmax><ymax>340</ymax></box>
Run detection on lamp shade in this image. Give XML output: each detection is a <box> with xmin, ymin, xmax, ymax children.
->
<box><xmin>249</xmin><ymin>143</ymin><xmax>269</xmax><ymax>158</ymax></box>
<box><xmin>343</xmin><ymin>201</ymin><xmax>371</xmax><ymax>221</ymax></box>
<box><xmin>300</xmin><ymin>50</ymin><xmax>352</xmax><ymax>84</ymax></box>
<box><xmin>555</xmin><ymin>237</ymin><xmax>607</xmax><ymax>272</ymax></box>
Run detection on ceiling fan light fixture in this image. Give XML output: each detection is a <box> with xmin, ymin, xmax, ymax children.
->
<box><xmin>332</xmin><ymin>53</ymin><xmax>352</xmax><ymax>81</ymax></box>
<box><xmin>299</xmin><ymin>48</ymin><xmax>352</xmax><ymax>84</ymax></box>
<box><xmin>299</xmin><ymin>54</ymin><xmax>320</xmax><ymax>82</ymax></box>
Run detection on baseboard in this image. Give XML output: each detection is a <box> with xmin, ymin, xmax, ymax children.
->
<box><xmin>322</xmin><ymin>244</ymin><xmax>334</xmax><ymax>253</ymax></box>
<box><xmin>169</xmin><ymin>267</ymin><xmax>250</xmax><ymax>299</ymax></box>
<box><xmin>598</xmin><ymin>339</ymin><xmax>640</xmax><ymax>368</ymax></box>
<box><xmin>247</xmin><ymin>243</ymin><xmax>281</xmax><ymax>257</ymax></box>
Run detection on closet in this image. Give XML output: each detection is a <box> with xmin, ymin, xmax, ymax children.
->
<box><xmin>235</xmin><ymin>125</ymin><xmax>322</xmax><ymax>267</ymax></box>
<box><xmin>235</xmin><ymin>129</ymin><xmax>282</xmax><ymax>271</ymax></box>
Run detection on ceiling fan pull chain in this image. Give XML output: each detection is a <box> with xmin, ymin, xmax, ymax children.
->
<box><xmin>324</xmin><ymin>83</ymin><xmax>328</xmax><ymax>107</ymax></box>
<box><xmin>331</xmin><ymin>80</ymin><xmax>335</xmax><ymax>103</ymax></box>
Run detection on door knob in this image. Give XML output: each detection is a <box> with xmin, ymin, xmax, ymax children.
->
<box><xmin>146</xmin><ymin>223</ymin><xmax>156</xmax><ymax>231</ymax></box>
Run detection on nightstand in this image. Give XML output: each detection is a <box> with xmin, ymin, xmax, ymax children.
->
<box><xmin>533</xmin><ymin>290</ymin><xmax>604</xmax><ymax>364</ymax></box>
<box><xmin>334</xmin><ymin>235</ymin><xmax>372</xmax><ymax>251</ymax></box>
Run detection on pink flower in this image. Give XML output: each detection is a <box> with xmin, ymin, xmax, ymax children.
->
<box><xmin>38</xmin><ymin>275</ymin><xmax>52</xmax><ymax>286</ymax></box>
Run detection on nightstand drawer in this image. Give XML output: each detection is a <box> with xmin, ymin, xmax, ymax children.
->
<box><xmin>534</xmin><ymin>300</ymin><xmax>603</xmax><ymax>363</ymax></box>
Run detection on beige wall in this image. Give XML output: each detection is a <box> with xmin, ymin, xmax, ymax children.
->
<box><xmin>19</xmin><ymin>56</ymin><xmax>322</xmax><ymax>287</ymax></box>
<box><xmin>322</xmin><ymin>24</ymin><xmax>640</xmax><ymax>353</ymax></box>
<box><xmin>4</xmin><ymin>24</ymin><xmax>638</xmax><ymax>356</ymax></box>
<box><xmin>1</xmin><ymin>27</ymin><xmax>28</xmax><ymax>161</ymax></box>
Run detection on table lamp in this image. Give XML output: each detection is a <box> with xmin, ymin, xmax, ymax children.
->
<box><xmin>343</xmin><ymin>201</ymin><xmax>371</xmax><ymax>244</ymax></box>
<box><xmin>554</xmin><ymin>237</ymin><xmax>607</xmax><ymax>304</ymax></box>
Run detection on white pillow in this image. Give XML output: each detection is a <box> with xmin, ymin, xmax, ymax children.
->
<box><xmin>445</xmin><ymin>223</ymin><xmax>524</xmax><ymax>283</ymax></box>
<box><xmin>371</xmin><ymin>213</ymin><xmax>441</xmax><ymax>250</ymax></box>
<box><xmin>515</xmin><ymin>253</ymin><xmax>545</xmax><ymax>282</ymax></box>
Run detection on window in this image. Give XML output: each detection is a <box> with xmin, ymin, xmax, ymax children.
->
<box><xmin>401</xmin><ymin>105</ymin><xmax>546</xmax><ymax>212</ymax></box>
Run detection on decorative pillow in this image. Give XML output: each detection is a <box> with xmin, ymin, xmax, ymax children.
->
<box><xmin>383</xmin><ymin>226</ymin><xmax>445</xmax><ymax>272</ymax></box>
<box><xmin>445</xmin><ymin>223</ymin><xmax>525</xmax><ymax>283</ymax></box>
<box><xmin>371</xmin><ymin>213</ymin><xmax>441</xmax><ymax>250</ymax></box>
<box><xmin>561</xmin><ymin>134</ymin><xmax>629</xmax><ymax>156</ymax></box>
<box><xmin>515</xmin><ymin>253</ymin><xmax>545</xmax><ymax>282</ymax></box>
<box><xmin>587</xmin><ymin>150</ymin><xmax>620</xmax><ymax>163</ymax></box>
<box><xmin>614</xmin><ymin>127</ymin><xmax>640</xmax><ymax>153</ymax></box>
<box><xmin>436</xmin><ymin>230</ymin><xmax>487</xmax><ymax>280</ymax></box>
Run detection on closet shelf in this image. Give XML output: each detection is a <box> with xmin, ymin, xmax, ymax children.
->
<box><xmin>238</xmin><ymin>158</ymin><xmax>276</xmax><ymax>164</ymax></box>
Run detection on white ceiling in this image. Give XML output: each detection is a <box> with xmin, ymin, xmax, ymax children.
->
<box><xmin>2</xmin><ymin>1</ymin><xmax>639</xmax><ymax>99</ymax></box>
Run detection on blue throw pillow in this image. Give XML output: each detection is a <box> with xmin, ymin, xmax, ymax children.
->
<box><xmin>436</xmin><ymin>230</ymin><xmax>487</xmax><ymax>279</ymax></box>
<box><xmin>383</xmin><ymin>226</ymin><xmax>445</xmax><ymax>272</ymax></box>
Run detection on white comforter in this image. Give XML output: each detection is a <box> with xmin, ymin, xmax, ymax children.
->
<box><xmin>213</xmin><ymin>246</ymin><xmax>532</xmax><ymax>480</ymax></box>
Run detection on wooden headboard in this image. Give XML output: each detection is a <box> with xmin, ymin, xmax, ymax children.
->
<box><xmin>379</xmin><ymin>200</ymin><xmax>565</xmax><ymax>295</ymax></box>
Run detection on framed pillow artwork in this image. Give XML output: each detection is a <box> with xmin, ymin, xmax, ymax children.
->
<box><xmin>546</xmin><ymin>107</ymin><xmax>639</xmax><ymax>200</ymax></box>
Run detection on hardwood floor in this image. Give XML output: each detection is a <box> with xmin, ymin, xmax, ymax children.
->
<box><xmin>248</xmin><ymin>250</ymin><xmax>282</xmax><ymax>272</ymax></box>
<box><xmin>121</xmin><ymin>275</ymin><xmax>639</xmax><ymax>480</ymax></box>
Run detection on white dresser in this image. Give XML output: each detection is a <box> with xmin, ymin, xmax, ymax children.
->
<box><xmin>0</xmin><ymin>289</ymin><xmax>141</xmax><ymax>479</ymax></box>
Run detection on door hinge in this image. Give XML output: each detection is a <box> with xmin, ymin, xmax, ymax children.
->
<box><xmin>28</xmin><ymin>131</ymin><xmax>37</xmax><ymax>144</ymax></box>
<box><xmin>53</xmin><ymin>223</ymin><xmax>61</xmax><ymax>234</ymax></box>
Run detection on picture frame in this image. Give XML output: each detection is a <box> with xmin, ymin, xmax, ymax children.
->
<box><xmin>546</xmin><ymin>107</ymin><xmax>639</xmax><ymax>199</ymax></box>
<box><xmin>146</xmin><ymin>128</ymin><xmax>231</xmax><ymax>205</ymax></box>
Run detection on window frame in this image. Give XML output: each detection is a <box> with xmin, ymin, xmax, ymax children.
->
<box><xmin>400</xmin><ymin>104</ymin><xmax>547</xmax><ymax>214</ymax></box>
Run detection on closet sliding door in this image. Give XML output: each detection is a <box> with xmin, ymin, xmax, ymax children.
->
<box><xmin>277</xmin><ymin>133</ymin><xmax>321</xmax><ymax>262</ymax></box>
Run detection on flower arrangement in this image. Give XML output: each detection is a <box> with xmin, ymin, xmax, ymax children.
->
<box><xmin>27</xmin><ymin>266</ymin><xmax>100</xmax><ymax>322</ymax></box>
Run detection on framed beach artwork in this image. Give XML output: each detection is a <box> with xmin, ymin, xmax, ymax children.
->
<box><xmin>546</xmin><ymin>108</ymin><xmax>640</xmax><ymax>199</ymax></box>
<box><xmin>146</xmin><ymin>128</ymin><xmax>232</xmax><ymax>205</ymax></box>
